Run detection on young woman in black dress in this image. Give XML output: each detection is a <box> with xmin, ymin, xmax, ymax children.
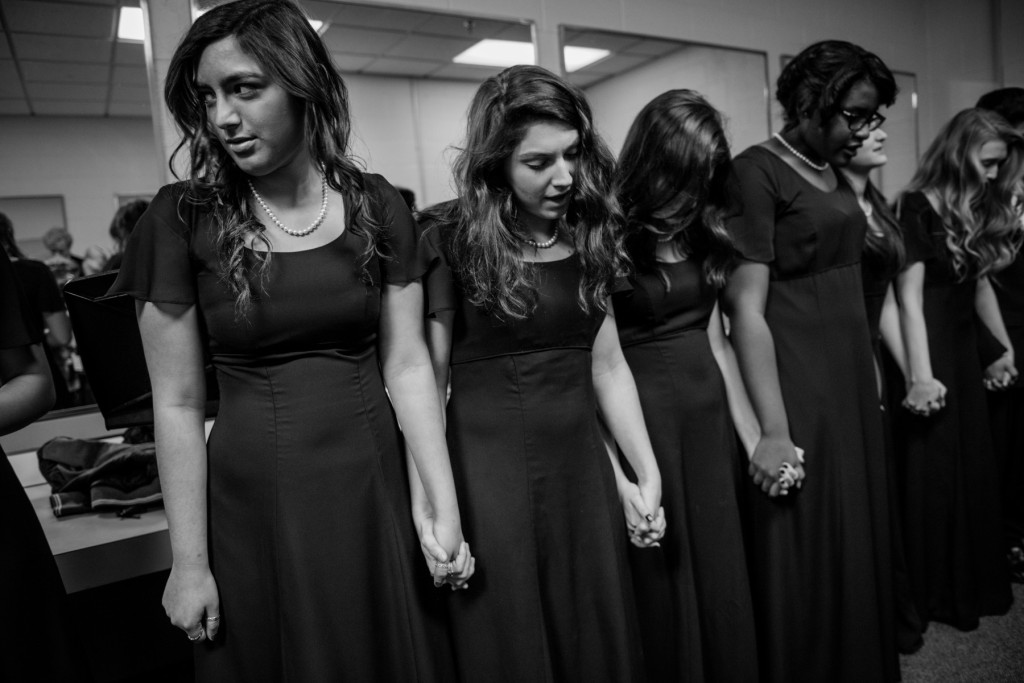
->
<box><xmin>111</xmin><ymin>1</ymin><xmax>469</xmax><ymax>679</ymax></box>
<box><xmin>722</xmin><ymin>40</ymin><xmax>900</xmax><ymax>682</ymax></box>
<box><xmin>895</xmin><ymin>108</ymin><xmax>1023</xmax><ymax>630</ymax></box>
<box><xmin>416</xmin><ymin>64</ymin><xmax>665</xmax><ymax>682</ymax></box>
<box><xmin>839</xmin><ymin>126</ymin><xmax>926</xmax><ymax>654</ymax></box>
<box><xmin>612</xmin><ymin>89</ymin><xmax>759</xmax><ymax>682</ymax></box>
<box><xmin>976</xmin><ymin>87</ymin><xmax>1024</xmax><ymax>582</ymax></box>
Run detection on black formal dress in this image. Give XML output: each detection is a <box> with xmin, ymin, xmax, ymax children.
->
<box><xmin>1</xmin><ymin>251</ymin><xmax>87</xmax><ymax>682</ymax></box>
<box><xmin>111</xmin><ymin>176</ymin><xmax>453</xmax><ymax>682</ymax></box>
<box><xmin>896</xmin><ymin>190</ymin><xmax>1013</xmax><ymax>629</ymax></box>
<box><xmin>419</xmin><ymin>221</ymin><xmax>644</xmax><ymax>683</ymax></box>
<box><xmin>613</xmin><ymin>259</ymin><xmax>758</xmax><ymax>682</ymax></box>
<box><xmin>727</xmin><ymin>146</ymin><xmax>898</xmax><ymax>683</ymax></box>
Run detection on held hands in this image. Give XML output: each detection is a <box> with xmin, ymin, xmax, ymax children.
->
<box><xmin>163</xmin><ymin>562</ymin><xmax>221</xmax><ymax>643</ymax></box>
<box><xmin>749</xmin><ymin>435</ymin><xmax>806</xmax><ymax>498</ymax></box>
<box><xmin>619</xmin><ymin>479</ymin><xmax>666</xmax><ymax>548</ymax></box>
<box><xmin>984</xmin><ymin>353</ymin><xmax>1018</xmax><ymax>391</ymax></box>
<box><xmin>413</xmin><ymin>511</ymin><xmax>475</xmax><ymax>591</ymax></box>
<box><xmin>902</xmin><ymin>378</ymin><xmax>947</xmax><ymax>416</ymax></box>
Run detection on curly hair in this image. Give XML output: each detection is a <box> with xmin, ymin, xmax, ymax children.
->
<box><xmin>777</xmin><ymin>40</ymin><xmax>897</xmax><ymax>131</ymax></box>
<box><xmin>903</xmin><ymin>108</ymin><xmax>1024</xmax><ymax>280</ymax></box>
<box><xmin>164</xmin><ymin>0</ymin><xmax>379</xmax><ymax>316</ymax></box>
<box><xmin>433</xmin><ymin>65</ymin><xmax>624</xmax><ymax>321</ymax></box>
<box><xmin>615</xmin><ymin>89</ymin><xmax>736</xmax><ymax>289</ymax></box>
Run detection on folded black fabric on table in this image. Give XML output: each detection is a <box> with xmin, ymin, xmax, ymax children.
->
<box><xmin>37</xmin><ymin>437</ymin><xmax>161</xmax><ymax>517</ymax></box>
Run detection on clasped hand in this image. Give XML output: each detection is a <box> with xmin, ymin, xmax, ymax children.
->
<box><xmin>414</xmin><ymin>514</ymin><xmax>475</xmax><ymax>591</ymax></box>
<box><xmin>983</xmin><ymin>353</ymin><xmax>1018</xmax><ymax>392</ymax></box>
<box><xmin>902</xmin><ymin>378</ymin><xmax>947</xmax><ymax>416</ymax></box>
<box><xmin>619</xmin><ymin>480</ymin><xmax>666</xmax><ymax>548</ymax></box>
<box><xmin>749</xmin><ymin>435</ymin><xmax>806</xmax><ymax>498</ymax></box>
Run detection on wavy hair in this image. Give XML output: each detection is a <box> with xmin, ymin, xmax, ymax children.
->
<box><xmin>777</xmin><ymin>40</ymin><xmax>897</xmax><ymax>131</ymax></box>
<box><xmin>615</xmin><ymin>89</ymin><xmax>736</xmax><ymax>289</ymax></box>
<box><xmin>903</xmin><ymin>108</ymin><xmax>1024</xmax><ymax>280</ymax></box>
<box><xmin>433</xmin><ymin>64</ymin><xmax>624</xmax><ymax>321</ymax></box>
<box><xmin>164</xmin><ymin>0</ymin><xmax>378</xmax><ymax>316</ymax></box>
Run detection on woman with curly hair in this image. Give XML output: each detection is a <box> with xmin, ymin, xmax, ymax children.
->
<box><xmin>612</xmin><ymin>89</ymin><xmax>758</xmax><ymax>682</ymax></box>
<box><xmin>722</xmin><ymin>40</ymin><xmax>900</xmax><ymax>682</ymax></box>
<box><xmin>110</xmin><ymin>1</ymin><xmax>469</xmax><ymax>679</ymax></box>
<box><xmin>895</xmin><ymin>107</ymin><xmax>1023</xmax><ymax>630</ymax></box>
<box><xmin>416</xmin><ymin>64</ymin><xmax>664</xmax><ymax>682</ymax></box>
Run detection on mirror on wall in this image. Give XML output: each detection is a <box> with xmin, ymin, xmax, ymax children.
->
<box><xmin>304</xmin><ymin>1</ymin><xmax>534</xmax><ymax>209</ymax></box>
<box><xmin>1</xmin><ymin>0</ymin><xmax>534</xmax><ymax>424</ymax></box>
<box><xmin>559</xmin><ymin>27</ymin><xmax>771</xmax><ymax>157</ymax></box>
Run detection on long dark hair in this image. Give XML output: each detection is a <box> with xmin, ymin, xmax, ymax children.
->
<box><xmin>615</xmin><ymin>89</ymin><xmax>736</xmax><ymax>288</ymax></box>
<box><xmin>431</xmin><ymin>64</ymin><xmax>624</xmax><ymax>321</ymax></box>
<box><xmin>862</xmin><ymin>180</ymin><xmax>904</xmax><ymax>272</ymax></box>
<box><xmin>164</xmin><ymin>0</ymin><xmax>378</xmax><ymax>315</ymax></box>
<box><xmin>902</xmin><ymin>108</ymin><xmax>1024</xmax><ymax>280</ymax></box>
<box><xmin>0</xmin><ymin>213</ymin><xmax>27</xmax><ymax>260</ymax></box>
<box><xmin>777</xmin><ymin>40</ymin><xmax>897</xmax><ymax>131</ymax></box>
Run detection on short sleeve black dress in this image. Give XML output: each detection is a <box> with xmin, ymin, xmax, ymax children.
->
<box><xmin>896</xmin><ymin>190</ymin><xmax>1012</xmax><ymax>629</ymax></box>
<box><xmin>990</xmin><ymin>249</ymin><xmax>1024</xmax><ymax>551</ymax></box>
<box><xmin>1</xmin><ymin>252</ymin><xmax>86</xmax><ymax>682</ymax></box>
<box><xmin>727</xmin><ymin>146</ymin><xmax>898</xmax><ymax>683</ymax></box>
<box><xmin>612</xmin><ymin>260</ymin><xmax>758</xmax><ymax>682</ymax></box>
<box><xmin>419</xmin><ymin>221</ymin><xmax>644</xmax><ymax>683</ymax></box>
<box><xmin>110</xmin><ymin>175</ymin><xmax>453</xmax><ymax>682</ymax></box>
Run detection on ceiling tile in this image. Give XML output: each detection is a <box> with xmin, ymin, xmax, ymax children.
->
<box><xmin>109</xmin><ymin>83</ymin><xmax>149</xmax><ymax>102</ymax></box>
<box><xmin>20</xmin><ymin>60</ymin><xmax>109</xmax><ymax>83</ymax></box>
<box><xmin>12</xmin><ymin>33</ymin><xmax>111</xmax><ymax>63</ymax></box>
<box><xmin>32</xmin><ymin>99</ymin><xmax>106</xmax><ymax>115</ymax></box>
<box><xmin>321</xmin><ymin>25</ymin><xmax>404</xmax><ymax>56</ymax></box>
<box><xmin>493</xmin><ymin>24</ymin><xmax>533</xmax><ymax>42</ymax></box>
<box><xmin>414</xmin><ymin>15</ymin><xmax>511</xmax><ymax>40</ymax></box>
<box><xmin>625</xmin><ymin>38</ymin><xmax>684</xmax><ymax>57</ymax></box>
<box><xmin>386</xmin><ymin>34</ymin><xmax>476</xmax><ymax>62</ymax></box>
<box><xmin>0</xmin><ymin>34</ymin><xmax>12</xmax><ymax>59</ymax></box>
<box><xmin>360</xmin><ymin>57</ymin><xmax>439</xmax><ymax>78</ymax></box>
<box><xmin>4</xmin><ymin>0</ymin><xmax>117</xmax><ymax>39</ymax></box>
<box><xmin>112</xmin><ymin>64</ymin><xmax>147</xmax><ymax>85</ymax></box>
<box><xmin>0</xmin><ymin>98</ymin><xmax>31</xmax><ymax>115</ymax></box>
<box><xmin>107</xmin><ymin>100</ymin><xmax>151</xmax><ymax>117</ymax></box>
<box><xmin>429</xmin><ymin>63</ymin><xmax>503</xmax><ymax>82</ymax></box>
<box><xmin>0</xmin><ymin>60</ymin><xmax>23</xmax><ymax>97</ymax></box>
<box><xmin>25</xmin><ymin>81</ymin><xmax>107</xmax><ymax>101</ymax></box>
<box><xmin>578</xmin><ymin>53</ymin><xmax>652</xmax><ymax>76</ymax></box>
<box><xmin>329</xmin><ymin>4</ymin><xmax>434</xmax><ymax>32</ymax></box>
<box><xmin>114</xmin><ymin>41</ymin><xmax>145</xmax><ymax>66</ymax></box>
<box><xmin>330</xmin><ymin>53</ymin><xmax>376</xmax><ymax>73</ymax></box>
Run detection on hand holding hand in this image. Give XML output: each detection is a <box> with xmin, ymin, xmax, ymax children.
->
<box><xmin>414</xmin><ymin>511</ymin><xmax>475</xmax><ymax>590</ymax></box>
<box><xmin>619</xmin><ymin>480</ymin><xmax>666</xmax><ymax>548</ymax></box>
<box><xmin>902</xmin><ymin>378</ymin><xmax>947</xmax><ymax>416</ymax></box>
<box><xmin>749</xmin><ymin>435</ymin><xmax>805</xmax><ymax>498</ymax></box>
<box><xmin>984</xmin><ymin>353</ymin><xmax>1018</xmax><ymax>391</ymax></box>
<box><xmin>163</xmin><ymin>562</ymin><xmax>221</xmax><ymax>643</ymax></box>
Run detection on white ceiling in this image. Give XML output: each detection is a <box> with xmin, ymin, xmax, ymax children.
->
<box><xmin>0</xmin><ymin>0</ymin><xmax>533</xmax><ymax>118</ymax></box>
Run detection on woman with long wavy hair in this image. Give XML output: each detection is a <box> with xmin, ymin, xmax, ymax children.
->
<box><xmin>612</xmin><ymin>89</ymin><xmax>759</xmax><ymax>682</ymax></box>
<box><xmin>722</xmin><ymin>40</ymin><xmax>900</xmax><ymax>682</ymax></box>
<box><xmin>895</xmin><ymin>107</ymin><xmax>1023</xmax><ymax>630</ymax></box>
<box><xmin>416</xmin><ymin>64</ymin><xmax>664</xmax><ymax>682</ymax></box>
<box><xmin>110</xmin><ymin>1</ymin><xmax>469</xmax><ymax>679</ymax></box>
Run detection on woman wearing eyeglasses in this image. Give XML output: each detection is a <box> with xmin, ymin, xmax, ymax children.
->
<box><xmin>894</xmin><ymin>108</ymin><xmax>1022</xmax><ymax>630</ymax></box>
<box><xmin>722</xmin><ymin>40</ymin><xmax>900</xmax><ymax>682</ymax></box>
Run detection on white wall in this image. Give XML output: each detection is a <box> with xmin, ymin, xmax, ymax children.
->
<box><xmin>0</xmin><ymin>116</ymin><xmax>161</xmax><ymax>254</ymax></box>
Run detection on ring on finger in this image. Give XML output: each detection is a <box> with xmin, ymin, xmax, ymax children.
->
<box><xmin>205</xmin><ymin>615</ymin><xmax>220</xmax><ymax>623</ymax></box>
<box><xmin>434</xmin><ymin>559</ymin><xmax>451</xmax><ymax>574</ymax></box>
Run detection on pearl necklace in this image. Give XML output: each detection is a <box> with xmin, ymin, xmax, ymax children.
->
<box><xmin>520</xmin><ymin>223</ymin><xmax>559</xmax><ymax>249</ymax></box>
<box><xmin>773</xmin><ymin>133</ymin><xmax>828</xmax><ymax>172</ymax></box>
<box><xmin>248</xmin><ymin>174</ymin><xmax>328</xmax><ymax>237</ymax></box>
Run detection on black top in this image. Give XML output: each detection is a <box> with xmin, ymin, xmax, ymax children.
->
<box><xmin>614</xmin><ymin>259</ymin><xmax>716</xmax><ymax>347</ymax></box>
<box><xmin>1</xmin><ymin>251</ymin><xmax>41</xmax><ymax>348</ymax></box>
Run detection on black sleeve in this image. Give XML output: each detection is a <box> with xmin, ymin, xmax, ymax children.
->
<box><xmin>0</xmin><ymin>251</ymin><xmax>42</xmax><ymax>349</ymax></box>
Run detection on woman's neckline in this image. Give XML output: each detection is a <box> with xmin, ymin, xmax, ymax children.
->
<box><xmin>245</xmin><ymin>227</ymin><xmax>347</xmax><ymax>254</ymax></box>
<box><xmin>755</xmin><ymin>143</ymin><xmax>844</xmax><ymax>195</ymax></box>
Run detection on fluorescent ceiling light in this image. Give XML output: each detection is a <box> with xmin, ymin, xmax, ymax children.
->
<box><xmin>563</xmin><ymin>46</ymin><xmax>611</xmax><ymax>72</ymax></box>
<box><xmin>117</xmin><ymin>7</ymin><xmax>145</xmax><ymax>42</ymax></box>
<box><xmin>453</xmin><ymin>39</ymin><xmax>535</xmax><ymax>68</ymax></box>
<box><xmin>309</xmin><ymin>19</ymin><xmax>324</xmax><ymax>33</ymax></box>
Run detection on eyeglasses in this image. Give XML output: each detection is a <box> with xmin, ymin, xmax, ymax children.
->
<box><xmin>839</xmin><ymin>110</ymin><xmax>886</xmax><ymax>132</ymax></box>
